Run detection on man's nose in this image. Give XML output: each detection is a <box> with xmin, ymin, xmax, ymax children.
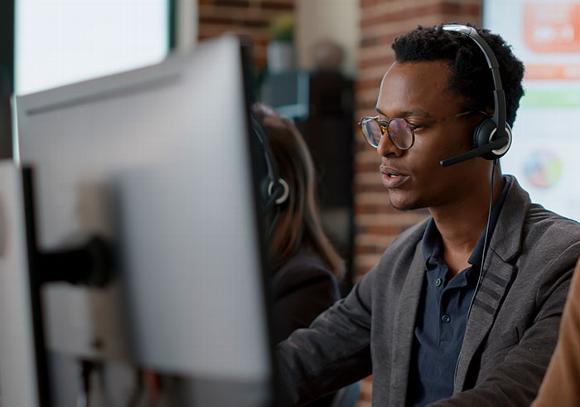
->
<box><xmin>377</xmin><ymin>132</ymin><xmax>403</xmax><ymax>158</ymax></box>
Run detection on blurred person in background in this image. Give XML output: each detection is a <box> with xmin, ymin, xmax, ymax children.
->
<box><xmin>252</xmin><ymin>104</ymin><xmax>359</xmax><ymax>407</ymax></box>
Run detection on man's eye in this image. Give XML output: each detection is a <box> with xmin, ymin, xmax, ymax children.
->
<box><xmin>409</xmin><ymin>124</ymin><xmax>425</xmax><ymax>130</ymax></box>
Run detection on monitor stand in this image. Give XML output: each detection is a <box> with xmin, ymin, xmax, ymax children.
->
<box><xmin>0</xmin><ymin>163</ymin><xmax>116</xmax><ymax>407</ymax></box>
<box><xmin>0</xmin><ymin>163</ymin><xmax>48</xmax><ymax>406</ymax></box>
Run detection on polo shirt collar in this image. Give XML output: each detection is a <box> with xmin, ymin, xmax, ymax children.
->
<box><xmin>421</xmin><ymin>176</ymin><xmax>512</xmax><ymax>269</ymax></box>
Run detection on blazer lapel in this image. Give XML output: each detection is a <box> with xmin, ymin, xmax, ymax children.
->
<box><xmin>453</xmin><ymin>176</ymin><xmax>530</xmax><ymax>392</ymax></box>
<box><xmin>453</xmin><ymin>253</ymin><xmax>516</xmax><ymax>391</ymax></box>
<box><xmin>389</xmin><ymin>243</ymin><xmax>425</xmax><ymax>406</ymax></box>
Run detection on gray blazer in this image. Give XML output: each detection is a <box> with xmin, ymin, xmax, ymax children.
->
<box><xmin>277</xmin><ymin>176</ymin><xmax>580</xmax><ymax>406</ymax></box>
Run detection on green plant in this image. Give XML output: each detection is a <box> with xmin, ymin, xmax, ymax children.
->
<box><xmin>270</xmin><ymin>14</ymin><xmax>294</xmax><ymax>43</ymax></box>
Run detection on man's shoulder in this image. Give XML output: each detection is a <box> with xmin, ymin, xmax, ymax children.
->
<box><xmin>523</xmin><ymin>204</ymin><xmax>580</xmax><ymax>249</ymax></box>
<box><xmin>497</xmin><ymin>176</ymin><xmax>580</xmax><ymax>260</ymax></box>
<box><xmin>516</xmin><ymin>205</ymin><xmax>580</xmax><ymax>280</ymax></box>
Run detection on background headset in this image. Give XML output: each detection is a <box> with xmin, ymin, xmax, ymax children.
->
<box><xmin>250</xmin><ymin>115</ymin><xmax>289</xmax><ymax>212</ymax></box>
<box><xmin>439</xmin><ymin>24</ymin><xmax>512</xmax><ymax>167</ymax></box>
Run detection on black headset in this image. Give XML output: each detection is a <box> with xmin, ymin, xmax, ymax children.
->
<box><xmin>250</xmin><ymin>115</ymin><xmax>289</xmax><ymax>212</ymax></box>
<box><xmin>438</xmin><ymin>25</ymin><xmax>513</xmax><ymax>325</ymax></box>
<box><xmin>439</xmin><ymin>24</ymin><xmax>512</xmax><ymax>167</ymax></box>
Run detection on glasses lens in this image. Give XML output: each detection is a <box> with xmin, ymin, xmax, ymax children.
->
<box><xmin>360</xmin><ymin>118</ymin><xmax>382</xmax><ymax>148</ymax></box>
<box><xmin>388</xmin><ymin>119</ymin><xmax>414</xmax><ymax>150</ymax></box>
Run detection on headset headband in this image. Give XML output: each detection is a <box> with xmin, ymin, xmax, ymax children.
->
<box><xmin>250</xmin><ymin>115</ymin><xmax>289</xmax><ymax>207</ymax></box>
<box><xmin>442</xmin><ymin>24</ymin><xmax>507</xmax><ymax>139</ymax></box>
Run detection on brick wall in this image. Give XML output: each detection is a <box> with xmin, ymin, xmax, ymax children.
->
<box><xmin>198</xmin><ymin>0</ymin><xmax>295</xmax><ymax>69</ymax></box>
<box><xmin>354</xmin><ymin>1</ymin><xmax>481</xmax><ymax>405</ymax></box>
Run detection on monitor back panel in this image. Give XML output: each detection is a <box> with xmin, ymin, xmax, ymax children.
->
<box><xmin>15</xmin><ymin>36</ymin><xmax>271</xmax><ymax>385</ymax></box>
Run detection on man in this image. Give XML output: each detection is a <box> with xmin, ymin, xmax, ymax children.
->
<box><xmin>276</xmin><ymin>24</ymin><xmax>580</xmax><ymax>406</ymax></box>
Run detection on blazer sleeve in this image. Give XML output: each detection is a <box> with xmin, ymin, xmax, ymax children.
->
<box><xmin>430</xmin><ymin>243</ymin><xmax>580</xmax><ymax>407</ymax></box>
<box><xmin>275</xmin><ymin>266</ymin><xmax>376</xmax><ymax>406</ymax></box>
<box><xmin>532</xmin><ymin>258</ymin><xmax>580</xmax><ymax>407</ymax></box>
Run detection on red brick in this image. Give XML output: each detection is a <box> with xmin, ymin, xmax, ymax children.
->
<box><xmin>358</xmin><ymin>54</ymin><xmax>394</xmax><ymax>71</ymax></box>
<box><xmin>361</xmin><ymin>1</ymin><xmax>479</xmax><ymax>27</ymax></box>
<box><xmin>355</xmin><ymin>77</ymin><xmax>383</xmax><ymax>93</ymax></box>
<box><xmin>354</xmin><ymin>183</ymin><xmax>386</xmax><ymax>194</ymax></box>
<box><xmin>198</xmin><ymin>0</ymin><xmax>296</xmax><ymax>68</ymax></box>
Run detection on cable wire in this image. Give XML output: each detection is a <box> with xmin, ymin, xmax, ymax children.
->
<box><xmin>453</xmin><ymin>159</ymin><xmax>498</xmax><ymax>381</ymax></box>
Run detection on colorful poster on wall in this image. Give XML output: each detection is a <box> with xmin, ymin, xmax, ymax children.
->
<box><xmin>484</xmin><ymin>0</ymin><xmax>580</xmax><ymax>221</ymax></box>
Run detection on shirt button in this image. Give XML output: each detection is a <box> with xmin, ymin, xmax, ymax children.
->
<box><xmin>441</xmin><ymin>314</ymin><xmax>451</xmax><ymax>323</ymax></box>
<box><xmin>435</xmin><ymin>278</ymin><xmax>443</xmax><ymax>287</ymax></box>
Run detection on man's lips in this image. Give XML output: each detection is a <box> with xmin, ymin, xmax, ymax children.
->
<box><xmin>379</xmin><ymin>165</ymin><xmax>410</xmax><ymax>188</ymax></box>
<box><xmin>379</xmin><ymin>164</ymin><xmax>408</xmax><ymax>177</ymax></box>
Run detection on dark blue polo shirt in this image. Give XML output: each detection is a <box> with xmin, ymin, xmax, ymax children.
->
<box><xmin>407</xmin><ymin>177</ymin><xmax>510</xmax><ymax>407</ymax></box>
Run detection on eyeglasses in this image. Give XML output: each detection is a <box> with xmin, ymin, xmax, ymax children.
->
<box><xmin>358</xmin><ymin>110</ymin><xmax>485</xmax><ymax>150</ymax></box>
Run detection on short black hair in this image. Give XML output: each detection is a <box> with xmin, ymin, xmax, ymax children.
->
<box><xmin>392</xmin><ymin>24</ymin><xmax>525</xmax><ymax>127</ymax></box>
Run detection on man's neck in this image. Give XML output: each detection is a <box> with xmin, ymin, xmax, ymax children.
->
<box><xmin>429</xmin><ymin>175</ymin><xmax>505</xmax><ymax>276</ymax></box>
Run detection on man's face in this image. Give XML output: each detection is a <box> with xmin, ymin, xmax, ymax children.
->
<box><xmin>375</xmin><ymin>60</ymin><xmax>489</xmax><ymax>211</ymax></box>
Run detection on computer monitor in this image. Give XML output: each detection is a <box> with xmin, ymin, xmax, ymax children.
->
<box><xmin>13</xmin><ymin>35</ymin><xmax>274</xmax><ymax>406</ymax></box>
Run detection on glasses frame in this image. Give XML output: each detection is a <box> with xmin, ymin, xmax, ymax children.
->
<box><xmin>358</xmin><ymin>110</ymin><xmax>487</xmax><ymax>150</ymax></box>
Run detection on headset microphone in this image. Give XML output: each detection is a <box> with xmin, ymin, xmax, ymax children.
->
<box><xmin>439</xmin><ymin>24</ymin><xmax>512</xmax><ymax>168</ymax></box>
<box><xmin>440</xmin><ymin>133</ymin><xmax>510</xmax><ymax>167</ymax></box>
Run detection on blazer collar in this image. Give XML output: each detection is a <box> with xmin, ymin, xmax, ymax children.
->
<box><xmin>453</xmin><ymin>175</ymin><xmax>531</xmax><ymax>391</ymax></box>
<box><xmin>486</xmin><ymin>175</ymin><xmax>530</xmax><ymax>263</ymax></box>
<box><xmin>389</xmin><ymin>241</ymin><xmax>425</xmax><ymax>405</ymax></box>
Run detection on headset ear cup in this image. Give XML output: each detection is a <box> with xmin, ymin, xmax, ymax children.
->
<box><xmin>472</xmin><ymin>118</ymin><xmax>511</xmax><ymax>160</ymax></box>
<box><xmin>473</xmin><ymin>118</ymin><xmax>496</xmax><ymax>148</ymax></box>
<box><xmin>268</xmin><ymin>178</ymin><xmax>290</xmax><ymax>205</ymax></box>
<box><xmin>274</xmin><ymin>179</ymin><xmax>290</xmax><ymax>205</ymax></box>
<box><xmin>493</xmin><ymin>123</ymin><xmax>512</xmax><ymax>158</ymax></box>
